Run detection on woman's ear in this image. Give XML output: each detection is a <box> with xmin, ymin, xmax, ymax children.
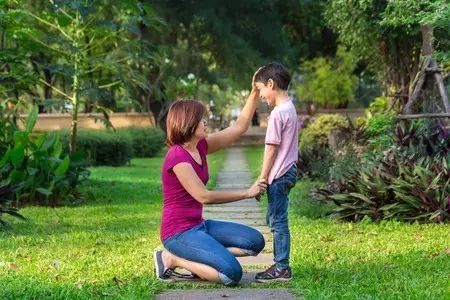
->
<box><xmin>267</xmin><ymin>78</ymin><xmax>275</xmax><ymax>89</ymax></box>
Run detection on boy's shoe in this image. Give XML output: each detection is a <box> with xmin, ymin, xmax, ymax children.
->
<box><xmin>255</xmin><ymin>264</ymin><xmax>292</xmax><ymax>282</ymax></box>
<box><xmin>153</xmin><ymin>250</ymin><xmax>174</xmax><ymax>280</ymax></box>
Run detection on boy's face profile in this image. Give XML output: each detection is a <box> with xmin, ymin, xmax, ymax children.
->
<box><xmin>255</xmin><ymin>80</ymin><xmax>276</xmax><ymax>107</ymax></box>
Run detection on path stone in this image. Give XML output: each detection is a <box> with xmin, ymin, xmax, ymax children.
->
<box><xmin>155</xmin><ymin>288</ymin><xmax>296</xmax><ymax>300</ymax></box>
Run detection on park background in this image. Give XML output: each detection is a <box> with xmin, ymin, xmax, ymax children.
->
<box><xmin>0</xmin><ymin>0</ymin><xmax>449</xmax><ymax>299</ymax></box>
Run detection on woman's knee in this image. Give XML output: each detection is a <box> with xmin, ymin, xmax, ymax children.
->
<box><xmin>247</xmin><ymin>230</ymin><xmax>265</xmax><ymax>255</ymax></box>
<box><xmin>219</xmin><ymin>260</ymin><xmax>243</xmax><ymax>285</ymax></box>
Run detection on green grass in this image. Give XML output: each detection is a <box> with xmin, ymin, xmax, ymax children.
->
<box><xmin>2</xmin><ymin>145</ymin><xmax>449</xmax><ymax>299</ymax></box>
<box><xmin>0</xmin><ymin>149</ymin><xmax>225</xmax><ymax>299</ymax></box>
<box><xmin>245</xmin><ymin>145</ymin><xmax>450</xmax><ymax>299</ymax></box>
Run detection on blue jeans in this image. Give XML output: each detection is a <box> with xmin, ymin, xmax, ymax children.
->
<box><xmin>267</xmin><ymin>164</ymin><xmax>297</xmax><ymax>270</ymax></box>
<box><xmin>163</xmin><ymin>219</ymin><xmax>265</xmax><ymax>285</ymax></box>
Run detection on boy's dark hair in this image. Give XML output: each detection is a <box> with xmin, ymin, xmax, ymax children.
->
<box><xmin>254</xmin><ymin>62</ymin><xmax>291</xmax><ymax>90</ymax></box>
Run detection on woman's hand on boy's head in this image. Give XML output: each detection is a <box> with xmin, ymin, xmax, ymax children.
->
<box><xmin>251</xmin><ymin>67</ymin><xmax>263</xmax><ymax>95</ymax></box>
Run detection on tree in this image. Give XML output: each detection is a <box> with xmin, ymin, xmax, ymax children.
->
<box><xmin>22</xmin><ymin>0</ymin><xmax>162</xmax><ymax>151</ymax></box>
<box><xmin>326</xmin><ymin>0</ymin><xmax>449</xmax><ymax>111</ymax></box>
<box><xmin>295</xmin><ymin>46</ymin><xmax>357</xmax><ymax>108</ymax></box>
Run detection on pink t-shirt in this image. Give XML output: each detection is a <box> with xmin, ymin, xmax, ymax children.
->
<box><xmin>265</xmin><ymin>99</ymin><xmax>299</xmax><ymax>184</ymax></box>
<box><xmin>160</xmin><ymin>139</ymin><xmax>209</xmax><ymax>241</ymax></box>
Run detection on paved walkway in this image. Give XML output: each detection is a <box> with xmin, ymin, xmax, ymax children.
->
<box><xmin>156</xmin><ymin>147</ymin><xmax>296</xmax><ymax>299</ymax></box>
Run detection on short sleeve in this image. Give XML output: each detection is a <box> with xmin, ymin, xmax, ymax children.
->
<box><xmin>165</xmin><ymin>146</ymin><xmax>191</xmax><ymax>172</ymax></box>
<box><xmin>265</xmin><ymin>110</ymin><xmax>282</xmax><ymax>145</ymax></box>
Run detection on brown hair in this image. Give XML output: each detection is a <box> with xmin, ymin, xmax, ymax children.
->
<box><xmin>166</xmin><ymin>99</ymin><xmax>207</xmax><ymax>146</ymax></box>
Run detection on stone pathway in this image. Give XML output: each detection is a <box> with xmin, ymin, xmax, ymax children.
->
<box><xmin>155</xmin><ymin>147</ymin><xmax>296</xmax><ymax>299</ymax></box>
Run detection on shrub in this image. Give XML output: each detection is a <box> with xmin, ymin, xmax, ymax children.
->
<box><xmin>298</xmin><ymin>114</ymin><xmax>349</xmax><ymax>179</ymax></box>
<box><xmin>117</xmin><ymin>127</ymin><xmax>165</xmax><ymax>158</ymax></box>
<box><xmin>300</xmin><ymin>114</ymin><xmax>349</xmax><ymax>155</ymax></box>
<box><xmin>361</xmin><ymin>112</ymin><xmax>397</xmax><ymax>159</ymax></box>
<box><xmin>367</xmin><ymin>96</ymin><xmax>388</xmax><ymax>115</ymax></box>
<box><xmin>0</xmin><ymin>100</ymin><xmax>19</xmax><ymax>155</ymax></box>
<box><xmin>0</xmin><ymin>107</ymin><xmax>86</xmax><ymax>210</ymax></box>
<box><xmin>60</xmin><ymin>130</ymin><xmax>133</xmax><ymax>166</ymax></box>
<box><xmin>0</xmin><ymin>184</ymin><xmax>25</xmax><ymax>227</ymax></box>
<box><xmin>60</xmin><ymin>127</ymin><xmax>165</xmax><ymax>166</ymax></box>
<box><xmin>314</xmin><ymin>122</ymin><xmax>450</xmax><ymax>223</ymax></box>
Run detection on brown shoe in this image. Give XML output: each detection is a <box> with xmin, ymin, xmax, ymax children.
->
<box><xmin>255</xmin><ymin>264</ymin><xmax>292</xmax><ymax>282</ymax></box>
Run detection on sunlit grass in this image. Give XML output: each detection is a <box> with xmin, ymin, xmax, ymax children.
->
<box><xmin>0</xmin><ymin>150</ymin><xmax>225</xmax><ymax>299</ymax></box>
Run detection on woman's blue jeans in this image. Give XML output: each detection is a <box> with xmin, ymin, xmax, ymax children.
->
<box><xmin>267</xmin><ymin>164</ymin><xmax>297</xmax><ymax>270</ymax></box>
<box><xmin>163</xmin><ymin>219</ymin><xmax>265</xmax><ymax>285</ymax></box>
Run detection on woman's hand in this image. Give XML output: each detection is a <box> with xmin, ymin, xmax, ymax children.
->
<box><xmin>246</xmin><ymin>178</ymin><xmax>267</xmax><ymax>199</ymax></box>
<box><xmin>250</xmin><ymin>68</ymin><xmax>262</xmax><ymax>97</ymax></box>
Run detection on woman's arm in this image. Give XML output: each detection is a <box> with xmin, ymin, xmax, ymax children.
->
<box><xmin>173</xmin><ymin>162</ymin><xmax>266</xmax><ymax>204</ymax></box>
<box><xmin>206</xmin><ymin>73</ymin><xmax>260</xmax><ymax>154</ymax></box>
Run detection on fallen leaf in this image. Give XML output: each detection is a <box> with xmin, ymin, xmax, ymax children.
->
<box><xmin>8</xmin><ymin>262</ymin><xmax>19</xmax><ymax>271</ymax></box>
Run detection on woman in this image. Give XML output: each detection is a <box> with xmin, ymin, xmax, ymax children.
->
<box><xmin>154</xmin><ymin>78</ymin><xmax>267</xmax><ymax>285</ymax></box>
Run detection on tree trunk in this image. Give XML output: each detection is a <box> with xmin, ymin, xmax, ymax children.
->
<box><xmin>70</xmin><ymin>14</ymin><xmax>82</xmax><ymax>153</ymax></box>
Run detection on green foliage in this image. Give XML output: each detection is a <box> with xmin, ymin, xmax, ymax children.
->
<box><xmin>164</xmin><ymin>73</ymin><xmax>198</xmax><ymax>101</ymax></box>
<box><xmin>329</xmin><ymin>149</ymin><xmax>360</xmax><ymax>183</ymax></box>
<box><xmin>60</xmin><ymin>130</ymin><xmax>133</xmax><ymax>167</ymax></box>
<box><xmin>0</xmin><ymin>107</ymin><xmax>85</xmax><ymax>208</ymax></box>
<box><xmin>0</xmin><ymin>100</ymin><xmax>19</xmax><ymax>155</ymax></box>
<box><xmin>364</xmin><ymin>112</ymin><xmax>396</xmax><ymax>152</ymax></box>
<box><xmin>367</xmin><ymin>96</ymin><xmax>388</xmax><ymax>115</ymax></box>
<box><xmin>296</xmin><ymin>46</ymin><xmax>357</xmax><ymax>108</ymax></box>
<box><xmin>315</xmin><ymin>122</ymin><xmax>450</xmax><ymax>223</ymax></box>
<box><xmin>300</xmin><ymin>114</ymin><xmax>349</xmax><ymax>155</ymax></box>
<box><xmin>325</xmin><ymin>0</ymin><xmax>450</xmax><ymax>109</ymax></box>
<box><xmin>117</xmin><ymin>127</ymin><xmax>165</xmax><ymax>158</ymax></box>
<box><xmin>59</xmin><ymin>127</ymin><xmax>165</xmax><ymax>166</ymax></box>
<box><xmin>299</xmin><ymin>114</ymin><xmax>349</xmax><ymax>180</ymax></box>
<box><xmin>0</xmin><ymin>184</ymin><xmax>25</xmax><ymax>228</ymax></box>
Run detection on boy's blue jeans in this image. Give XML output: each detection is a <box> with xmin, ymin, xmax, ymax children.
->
<box><xmin>163</xmin><ymin>219</ymin><xmax>265</xmax><ymax>285</ymax></box>
<box><xmin>267</xmin><ymin>164</ymin><xmax>297</xmax><ymax>270</ymax></box>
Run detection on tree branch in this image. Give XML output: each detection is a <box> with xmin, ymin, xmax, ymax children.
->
<box><xmin>39</xmin><ymin>78</ymin><xmax>72</xmax><ymax>100</ymax></box>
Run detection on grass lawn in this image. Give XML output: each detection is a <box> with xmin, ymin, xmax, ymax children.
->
<box><xmin>245</xmin><ymin>146</ymin><xmax>450</xmax><ymax>299</ymax></box>
<box><xmin>1</xmin><ymin>145</ymin><xmax>449</xmax><ymax>299</ymax></box>
<box><xmin>0</xmin><ymin>149</ymin><xmax>225</xmax><ymax>299</ymax></box>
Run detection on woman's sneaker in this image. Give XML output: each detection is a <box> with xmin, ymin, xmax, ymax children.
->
<box><xmin>153</xmin><ymin>250</ymin><xmax>174</xmax><ymax>280</ymax></box>
<box><xmin>255</xmin><ymin>264</ymin><xmax>292</xmax><ymax>282</ymax></box>
<box><xmin>153</xmin><ymin>250</ymin><xmax>200</xmax><ymax>281</ymax></box>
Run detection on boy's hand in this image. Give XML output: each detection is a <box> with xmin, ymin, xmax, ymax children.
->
<box><xmin>247</xmin><ymin>178</ymin><xmax>267</xmax><ymax>199</ymax></box>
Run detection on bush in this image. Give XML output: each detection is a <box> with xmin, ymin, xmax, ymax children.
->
<box><xmin>0</xmin><ymin>100</ymin><xmax>19</xmax><ymax>156</ymax></box>
<box><xmin>314</xmin><ymin>122</ymin><xmax>450</xmax><ymax>223</ymax></box>
<box><xmin>300</xmin><ymin>114</ymin><xmax>349</xmax><ymax>155</ymax></box>
<box><xmin>0</xmin><ymin>107</ymin><xmax>87</xmax><ymax>212</ymax></box>
<box><xmin>298</xmin><ymin>114</ymin><xmax>349</xmax><ymax>179</ymax></box>
<box><xmin>60</xmin><ymin>130</ymin><xmax>133</xmax><ymax>166</ymax></box>
<box><xmin>117</xmin><ymin>127</ymin><xmax>165</xmax><ymax>158</ymax></box>
<box><xmin>367</xmin><ymin>96</ymin><xmax>388</xmax><ymax>115</ymax></box>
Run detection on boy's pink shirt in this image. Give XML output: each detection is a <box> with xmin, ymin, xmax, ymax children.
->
<box><xmin>265</xmin><ymin>99</ymin><xmax>299</xmax><ymax>184</ymax></box>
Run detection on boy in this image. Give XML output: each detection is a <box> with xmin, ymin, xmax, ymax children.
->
<box><xmin>253</xmin><ymin>63</ymin><xmax>298</xmax><ymax>282</ymax></box>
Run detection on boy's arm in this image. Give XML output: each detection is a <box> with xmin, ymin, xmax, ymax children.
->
<box><xmin>259</xmin><ymin>144</ymin><xmax>278</xmax><ymax>181</ymax></box>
